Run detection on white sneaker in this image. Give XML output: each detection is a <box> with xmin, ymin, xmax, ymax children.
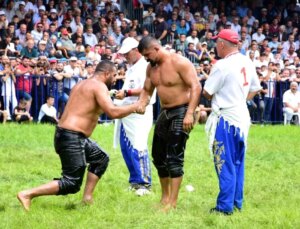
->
<box><xmin>135</xmin><ymin>188</ymin><xmax>151</xmax><ymax>196</ymax></box>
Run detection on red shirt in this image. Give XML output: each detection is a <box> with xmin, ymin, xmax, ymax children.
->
<box><xmin>16</xmin><ymin>64</ymin><xmax>32</xmax><ymax>93</ymax></box>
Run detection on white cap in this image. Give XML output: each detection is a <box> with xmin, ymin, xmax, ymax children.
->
<box><xmin>69</xmin><ymin>56</ymin><xmax>78</xmax><ymax>61</ymax></box>
<box><xmin>0</xmin><ymin>10</ymin><xmax>5</xmax><ymax>15</ymax></box>
<box><xmin>39</xmin><ymin>5</ymin><xmax>46</xmax><ymax>11</ymax></box>
<box><xmin>118</xmin><ymin>37</ymin><xmax>139</xmax><ymax>54</ymax></box>
<box><xmin>50</xmin><ymin>9</ymin><xmax>57</xmax><ymax>14</ymax></box>
<box><xmin>19</xmin><ymin>1</ymin><xmax>25</xmax><ymax>6</ymax></box>
<box><xmin>201</xmin><ymin>41</ymin><xmax>207</xmax><ymax>46</ymax></box>
<box><xmin>39</xmin><ymin>40</ymin><xmax>47</xmax><ymax>45</ymax></box>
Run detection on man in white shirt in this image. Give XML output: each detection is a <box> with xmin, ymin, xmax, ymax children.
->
<box><xmin>251</xmin><ymin>27</ymin><xmax>265</xmax><ymax>45</ymax></box>
<box><xmin>83</xmin><ymin>26</ymin><xmax>98</xmax><ymax>48</ymax></box>
<box><xmin>113</xmin><ymin>37</ymin><xmax>156</xmax><ymax>196</ymax></box>
<box><xmin>204</xmin><ymin>29</ymin><xmax>261</xmax><ymax>215</ymax></box>
<box><xmin>186</xmin><ymin>30</ymin><xmax>199</xmax><ymax>48</ymax></box>
<box><xmin>283</xmin><ymin>82</ymin><xmax>300</xmax><ymax>124</ymax></box>
<box><xmin>38</xmin><ymin>95</ymin><xmax>58</xmax><ymax>125</ymax></box>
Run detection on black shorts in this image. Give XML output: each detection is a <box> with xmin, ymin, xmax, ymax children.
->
<box><xmin>152</xmin><ymin>104</ymin><xmax>189</xmax><ymax>178</ymax></box>
<box><xmin>54</xmin><ymin>126</ymin><xmax>108</xmax><ymax>194</ymax></box>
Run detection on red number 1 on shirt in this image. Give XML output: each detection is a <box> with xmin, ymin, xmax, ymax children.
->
<box><xmin>241</xmin><ymin>67</ymin><xmax>249</xmax><ymax>86</ymax></box>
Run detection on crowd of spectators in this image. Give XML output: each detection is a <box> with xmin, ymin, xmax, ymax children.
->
<box><xmin>0</xmin><ymin>0</ymin><xmax>300</xmax><ymax>124</ymax></box>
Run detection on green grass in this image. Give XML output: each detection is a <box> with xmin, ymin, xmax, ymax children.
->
<box><xmin>0</xmin><ymin>123</ymin><xmax>299</xmax><ymax>228</ymax></box>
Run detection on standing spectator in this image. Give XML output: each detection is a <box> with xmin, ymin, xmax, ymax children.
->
<box><xmin>203</xmin><ymin>29</ymin><xmax>261</xmax><ymax>215</ymax></box>
<box><xmin>0</xmin><ymin>100</ymin><xmax>8</xmax><ymax>124</ymax></box>
<box><xmin>38</xmin><ymin>95</ymin><xmax>58</xmax><ymax>125</ymax></box>
<box><xmin>14</xmin><ymin>56</ymin><xmax>33</xmax><ymax>112</ymax></box>
<box><xmin>0</xmin><ymin>58</ymin><xmax>17</xmax><ymax>120</ymax></box>
<box><xmin>264</xmin><ymin>64</ymin><xmax>280</xmax><ymax>123</ymax></box>
<box><xmin>154</xmin><ymin>14</ymin><xmax>168</xmax><ymax>46</ymax></box>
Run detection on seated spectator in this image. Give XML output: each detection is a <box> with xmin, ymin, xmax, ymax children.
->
<box><xmin>56</xmin><ymin>28</ymin><xmax>75</xmax><ymax>58</ymax></box>
<box><xmin>0</xmin><ymin>100</ymin><xmax>9</xmax><ymax>124</ymax></box>
<box><xmin>83</xmin><ymin>26</ymin><xmax>98</xmax><ymax>47</ymax></box>
<box><xmin>37</xmin><ymin>40</ymin><xmax>49</xmax><ymax>57</ymax></box>
<box><xmin>20</xmin><ymin>39</ymin><xmax>38</xmax><ymax>58</ymax></box>
<box><xmin>283</xmin><ymin>82</ymin><xmax>300</xmax><ymax>125</ymax></box>
<box><xmin>13</xmin><ymin>99</ymin><xmax>33</xmax><ymax>123</ymax></box>
<box><xmin>38</xmin><ymin>95</ymin><xmax>58</xmax><ymax>125</ymax></box>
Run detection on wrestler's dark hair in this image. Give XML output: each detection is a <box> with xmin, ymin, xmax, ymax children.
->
<box><xmin>137</xmin><ymin>36</ymin><xmax>160</xmax><ymax>53</ymax></box>
<box><xmin>94</xmin><ymin>60</ymin><xmax>115</xmax><ymax>74</ymax></box>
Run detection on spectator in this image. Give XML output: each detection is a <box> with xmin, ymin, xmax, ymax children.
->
<box><xmin>0</xmin><ymin>58</ymin><xmax>17</xmax><ymax>120</ymax></box>
<box><xmin>56</xmin><ymin>28</ymin><xmax>75</xmax><ymax>58</ymax></box>
<box><xmin>15</xmin><ymin>23</ymin><xmax>27</xmax><ymax>47</ymax></box>
<box><xmin>154</xmin><ymin>14</ymin><xmax>168</xmax><ymax>46</ymax></box>
<box><xmin>20</xmin><ymin>39</ymin><xmax>38</xmax><ymax>58</ymax></box>
<box><xmin>83</xmin><ymin>26</ymin><xmax>98</xmax><ymax>47</ymax></box>
<box><xmin>0</xmin><ymin>100</ymin><xmax>9</xmax><ymax>124</ymax></box>
<box><xmin>31</xmin><ymin>23</ymin><xmax>44</xmax><ymax>45</ymax></box>
<box><xmin>38</xmin><ymin>95</ymin><xmax>58</xmax><ymax>125</ymax></box>
<box><xmin>13</xmin><ymin>99</ymin><xmax>33</xmax><ymax>123</ymax></box>
<box><xmin>186</xmin><ymin>30</ymin><xmax>199</xmax><ymax>47</ymax></box>
<box><xmin>283</xmin><ymin>82</ymin><xmax>300</xmax><ymax>125</ymax></box>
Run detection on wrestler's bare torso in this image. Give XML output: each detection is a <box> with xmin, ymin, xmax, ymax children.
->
<box><xmin>147</xmin><ymin>53</ymin><xmax>193</xmax><ymax>109</ymax></box>
<box><xmin>59</xmin><ymin>77</ymin><xmax>106</xmax><ymax>137</ymax></box>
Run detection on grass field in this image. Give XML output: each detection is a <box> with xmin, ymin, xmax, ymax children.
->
<box><xmin>0</xmin><ymin>123</ymin><xmax>299</xmax><ymax>229</ymax></box>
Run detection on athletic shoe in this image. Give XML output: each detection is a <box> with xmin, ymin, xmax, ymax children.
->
<box><xmin>209</xmin><ymin>207</ymin><xmax>233</xmax><ymax>216</ymax></box>
<box><xmin>135</xmin><ymin>187</ymin><xmax>151</xmax><ymax>196</ymax></box>
<box><xmin>128</xmin><ymin>183</ymin><xmax>140</xmax><ymax>191</ymax></box>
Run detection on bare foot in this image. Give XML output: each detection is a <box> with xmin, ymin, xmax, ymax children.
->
<box><xmin>160</xmin><ymin>198</ymin><xmax>169</xmax><ymax>206</ymax></box>
<box><xmin>17</xmin><ymin>191</ymin><xmax>32</xmax><ymax>211</ymax></box>
<box><xmin>160</xmin><ymin>203</ymin><xmax>176</xmax><ymax>213</ymax></box>
<box><xmin>82</xmin><ymin>196</ymin><xmax>93</xmax><ymax>205</ymax></box>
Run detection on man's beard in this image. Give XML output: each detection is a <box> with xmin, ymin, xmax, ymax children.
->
<box><xmin>149</xmin><ymin>60</ymin><xmax>156</xmax><ymax>67</ymax></box>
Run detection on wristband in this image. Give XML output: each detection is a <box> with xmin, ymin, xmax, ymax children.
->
<box><xmin>127</xmin><ymin>90</ymin><xmax>132</xmax><ymax>96</ymax></box>
<box><xmin>124</xmin><ymin>90</ymin><xmax>128</xmax><ymax>97</ymax></box>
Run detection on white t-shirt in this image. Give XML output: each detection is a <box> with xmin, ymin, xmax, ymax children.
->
<box><xmin>204</xmin><ymin>52</ymin><xmax>261</xmax><ymax>127</ymax></box>
<box><xmin>283</xmin><ymin>89</ymin><xmax>300</xmax><ymax>108</ymax></box>
<box><xmin>38</xmin><ymin>104</ymin><xmax>57</xmax><ymax>121</ymax></box>
<box><xmin>121</xmin><ymin>57</ymin><xmax>156</xmax><ymax>105</ymax></box>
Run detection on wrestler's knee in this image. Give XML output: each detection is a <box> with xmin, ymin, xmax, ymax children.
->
<box><xmin>152</xmin><ymin>134</ymin><xmax>169</xmax><ymax>178</ymax></box>
<box><xmin>88</xmin><ymin>152</ymin><xmax>109</xmax><ymax>177</ymax></box>
<box><xmin>167</xmin><ymin>132</ymin><xmax>188</xmax><ymax>178</ymax></box>
<box><xmin>56</xmin><ymin>166</ymin><xmax>86</xmax><ymax>195</ymax></box>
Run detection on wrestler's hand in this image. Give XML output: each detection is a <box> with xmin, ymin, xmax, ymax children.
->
<box><xmin>183</xmin><ymin>113</ymin><xmax>195</xmax><ymax>132</ymax></box>
<box><xmin>115</xmin><ymin>90</ymin><xmax>125</xmax><ymax>99</ymax></box>
<box><xmin>135</xmin><ymin>101</ymin><xmax>146</xmax><ymax>114</ymax></box>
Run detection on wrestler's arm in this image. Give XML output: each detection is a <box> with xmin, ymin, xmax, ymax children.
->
<box><xmin>137</xmin><ymin>65</ymin><xmax>155</xmax><ymax>112</ymax></box>
<box><xmin>95</xmin><ymin>84</ymin><xmax>138</xmax><ymax>119</ymax></box>
<box><xmin>177</xmin><ymin>56</ymin><xmax>201</xmax><ymax>131</ymax></box>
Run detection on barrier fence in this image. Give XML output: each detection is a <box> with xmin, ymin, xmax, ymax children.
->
<box><xmin>0</xmin><ymin>74</ymin><xmax>292</xmax><ymax>124</ymax></box>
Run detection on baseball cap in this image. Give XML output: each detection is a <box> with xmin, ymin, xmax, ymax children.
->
<box><xmin>69</xmin><ymin>56</ymin><xmax>78</xmax><ymax>61</ymax></box>
<box><xmin>203</xmin><ymin>60</ymin><xmax>210</xmax><ymax>65</ymax></box>
<box><xmin>118</xmin><ymin>37</ymin><xmax>139</xmax><ymax>54</ymax></box>
<box><xmin>212</xmin><ymin>29</ymin><xmax>239</xmax><ymax>44</ymax></box>
<box><xmin>19</xmin><ymin>1</ymin><xmax>25</xmax><ymax>6</ymax></box>
<box><xmin>50</xmin><ymin>9</ymin><xmax>57</xmax><ymax>14</ymax></box>
<box><xmin>226</xmin><ymin>21</ymin><xmax>232</xmax><ymax>26</ymax></box>
<box><xmin>201</xmin><ymin>41</ymin><xmax>207</xmax><ymax>46</ymax></box>
<box><xmin>49</xmin><ymin>58</ymin><xmax>57</xmax><ymax>63</ymax></box>
<box><xmin>0</xmin><ymin>11</ymin><xmax>5</xmax><ymax>15</ymax></box>
<box><xmin>61</xmin><ymin>28</ymin><xmax>69</xmax><ymax>35</ymax></box>
<box><xmin>39</xmin><ymin>5</ymin><xmax>46</xmax><ymax>11</ymax></box>
<box><xmin>194</xmin><ymin>12</ymin><xmax>200</xmax><ymax>16</ymax></box>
